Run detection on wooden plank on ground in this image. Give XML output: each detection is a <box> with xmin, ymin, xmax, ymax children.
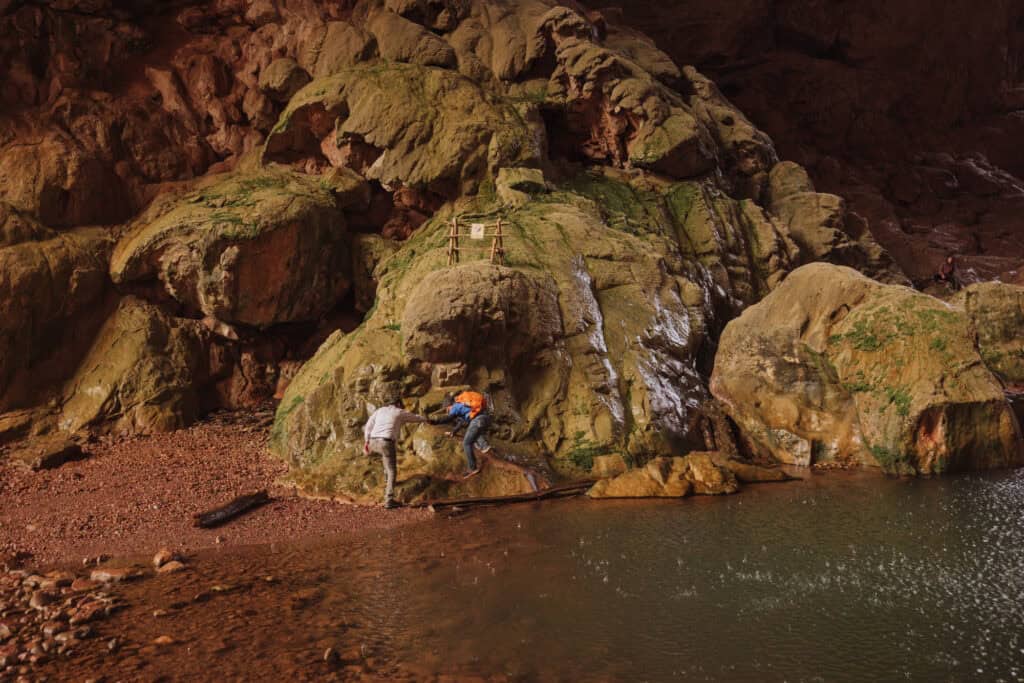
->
<box><xmin>193</xmin><ymin>490</ymin><xmax>271</xmax><ymax>528</ymax></box>
<box><xmin>414</xmin><ymin>480</ymin><xmax>595</xmax><ymax>510</ymax></box>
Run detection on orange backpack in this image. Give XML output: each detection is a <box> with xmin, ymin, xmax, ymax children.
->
<box><xmin>455</xmin><ymin>391</ymin><xmax>487</xmax><ymax>419</ymax></box>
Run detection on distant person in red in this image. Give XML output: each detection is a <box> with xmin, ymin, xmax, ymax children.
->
<box><xmin>934</xmin><ymin>255</ymin><xmax>962</xmax><ymax>291</ymax></box>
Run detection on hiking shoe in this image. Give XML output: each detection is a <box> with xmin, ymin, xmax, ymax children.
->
<box><xmin>462</xmin><ymin>467</ymin><xmax>482</xmax><ymax>480</ymax></box>
<box><xmin>383</xmin><ymin>499</ymin><xmax>402</xmax><ymax>509</ymax></box>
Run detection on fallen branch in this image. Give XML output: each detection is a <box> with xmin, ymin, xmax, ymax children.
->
<box><xmin>193</xmin><ymin>490</ymin><xmax>271</xmax><ymax>528</ymax></box>
<box><xmin>415</xmin><ymin>480</ymin><xmax>595</xmax><ymax>510</ymax></box>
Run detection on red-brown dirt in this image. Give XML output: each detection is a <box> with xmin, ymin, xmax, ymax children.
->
<box><xmin>0</xmin><ymin>412</ymin><xmax>429</xmax><ymax>568</ymax></box>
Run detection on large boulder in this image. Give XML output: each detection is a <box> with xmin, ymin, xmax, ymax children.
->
<box><xmin>365</xmin><ymin>7</ymin><xmax>457</xmax><ymax>68</ymax></box>
<box><xmin>258</xmin><ymin>58</ymin><xmax>311</xmax><ymax>103</ymax></box>
<box><xmin>587</xmin><ymin>454</ymin><xmax>739</xmax><ymax>498</ymax></box>
<box><xmin>263</xmin><ymin>62</ymin><xmax>542</xmax><ymax>195</ymax></box>
<box><xmin>0</xmin><ymin>228</ymin><xmax>112</xmax><ymax>411</ymax></box>
<box><xmin>0</xmin><ymin>201</ymin><xmax>54</xmax><ymax>248</ymax></box>
<box><xmin>305</xmin><ymin>22</ymin><xmax>378</xmax><ymax>77</ymax></box>
<box><xmin>271</xmin><ymin>168</ymin><xmax>802</xmax><ymax>499</ymax></box>
<box><xmin>546</xmin><ymin>35</ymin><xmax>717</xmax><ymax>178</ymax></box>
<box><xmin>955</xmin><ymin>282</ymin><xmax>1024</xmax><ymax>386</ymax></box>
<box><xmin>711</xmin><ymin>263</ymin><xmax>1023</xmax><ymax>474</ymax></box>
<box><xmin>110</xmin><ymin>168</ymin><xmax>352</xmax><ymax>327</ymax></box>
<box><xmin>401</xmin><ymin>265</ymin><xmax>562</xmax><ymax>366</ymax></box>
<box><xmin>0</xmin><ymin>128</ymin><xmax>130</xmax><ymax>228</ymax></box>
<box><xmin>58</xmin><ymin>297</ymin><xmax>209</xmax><ymax>435</ymax></box>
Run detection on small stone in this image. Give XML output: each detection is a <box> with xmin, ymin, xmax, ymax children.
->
<box><xmin>41</xmin><ymin>621</ymin><xmax>65</xmax><ymax>638</ymax></box>
<box><xmin>156</xmin><ymin>561</ymin><xmax>187</xmax><ymax>575</ymax></box>
<box><xmin>106</xmin><ymin>638</ymin><xmax>120</xmax><ymax>652</ymax></box>
<box><xmin>152</xmin><ymin>609</ymin><xmax>170</xmax><ymax>618</ymax></box>
<box><xmin>70</xmin><ymin>578</ymin><xmax>100</xmax><ymax>592</ymax></box>
<box><xmin>42</xmin><ymin>571</ymin><xmax>74</xmax><ymax>588</ymax></box>
<box><xmin>81</xmin><ymin>554</ymin><xmax>110</xmax><ymax>568</ymax></box>
<box><xmin>69</xmin><ymin>602</ymin><xmax>105</xmax><ymax>626</ymax></box>
<box><xmin>53</xmin><ymin>632</ymin><xmax>77</xmax><ymax>645</ymax></box>
<box><xmin>28</xmin><ymin>591</ymin><xmax>56</xmax><ymax>610</ymax></box>
<box><xmin>324</xmin><ymin>647</ymin><xmax>340</xmax><ymax>668</ymax></box>
<box><xmin>152</xmin><ymin>635</ymin><xmax>175</xmax><ymax>646</ymax></box>
<box><xmin>0</xmin><ymin>623</ymin><xmax>11</xmax><ymax>642</ymax></box>
<box><xmin>10</xmin><ymin>437</ymin><xmax>83</xmax><ymax>471</ymax></box>
<box><xmin>152</xmin><ymin>548</ymin><xmax>178</xmax><ymax>569</ymax></box>
<box><xmin>89</xmin><ymin>567</ymin><xmax>139</xmax><ymax>584</ymax></box>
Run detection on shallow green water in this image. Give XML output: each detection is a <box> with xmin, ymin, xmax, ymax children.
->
<box><xmin>58</xmin><ymin>469</ymin><xmax>1024</xmax><ymax>681</ymax></box>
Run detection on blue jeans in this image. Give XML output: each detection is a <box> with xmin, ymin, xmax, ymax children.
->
<box><xmin>462</xmin><ymin>414</ymin><xmax>491</xmax><ymax>470</ymax></box>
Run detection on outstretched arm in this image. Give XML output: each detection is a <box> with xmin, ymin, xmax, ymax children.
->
<box><xmin>429</xmin><ymin>412</ymin><xmax>458</xmax><ymax>426</ymax></box>
<box><xmin>448</xmin><ymin>416</ymin><xmax>469</xmax><ymax>436</ymax></box>
<box><xmin>398</xmin><ymin>410</ymin><xmax>427</xmax><ymax>428</ymax></box>
<box><xmin>363</xmin><ymin>411</ymin><xmax>377</xmax><ymax>453</ymax></box>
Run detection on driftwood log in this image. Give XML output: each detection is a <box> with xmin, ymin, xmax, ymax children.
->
<box><xmin>415</xmin><ymin>480</ymin><xmax>595</xmax><ymax>510</ymax></box>
<box><xmin>193</xmin><ymin>490</ymin><xmax>271</xmax><ymax>528</ymax></box>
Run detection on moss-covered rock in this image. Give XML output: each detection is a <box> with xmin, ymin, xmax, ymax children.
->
<box><xmin>110</xmin><ymin>168</ymin><xmax>350</xmax><ymax>327</ymax></box>
<box><xmin>351</xmin><ymin>233</ymin><xmax>400</xmax><ymax>313</ymax></box>
<box><xmin>366</xmin><ymin>7</ymin><xmax>457</xmax><ymax>68</ymax></box>
<box><xmin>768</xmin><ymin>161</ymin><xmax>906</xmax><ymax>283</ymax></box>
<box><xmin>0</xmin><ymin>228</ymin><xmax>112</xmax><ymax>411</ymax></box>
<box><xmin>270</xmin><ymin>169</ymin><xmax>801</xmax><ymax>500</ymax></box>
<box><xmin>258</xmin><ymin>58</ymin><xmax>311</xmax><ymax>103</ymax></box>
<box><xmin>264</xmin><ymin>62</ymin><xmax>542</xmax><ymax>195</ymax></box>
<box><xmin>711</xmin><ymin>263</ymin><xmax>1023</xmax><ymax>474</ymax></box>
<box><xmin>955</xmin><ymin>281</ymin><xmax>1024</xmax><ymax>385</ymax></box>
<box><xmin>58</xmin><ymin>297</ymin><xmax>209</xmax><ymax>435</ymax></box>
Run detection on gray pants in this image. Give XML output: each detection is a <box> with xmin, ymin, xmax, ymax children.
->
<box><xmin>368</xmin><ymin>438</ymin><xmax>397</xmax><ymax>503</ymax></box>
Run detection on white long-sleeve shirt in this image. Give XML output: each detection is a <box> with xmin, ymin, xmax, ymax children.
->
<box><xmin>363</xmin><ymin>405</ymin><xmax>426</xmax><ymax>442</ymax></box>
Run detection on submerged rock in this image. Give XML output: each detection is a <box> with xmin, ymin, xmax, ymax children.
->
<box><xmin>711</xmin><ymin>263</ymin><xmax>1023</xmax><ymax>474</ymax></box>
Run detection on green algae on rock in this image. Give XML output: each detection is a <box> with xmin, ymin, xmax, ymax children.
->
<box><xmin>59</xmin><ymin>297</ymin><xmax>209</xmax><ymax>435</ymax></box>
<box><xmin>270</xmin><ymin>170</ymin><xmax>802</xmax><ymax>501</ymax></box>
<box><xmin>110</xmin><ymin>168</ymin><xmax>352</xmax><ymax>327</ymax></box>
<box><xmin>711</xmin><ymin>263</ymin><xmax>1023</xmax><ymax>474</ymax></box>
<box><xmin>954</xmin><ymin>282</ymin><xmax>1024</xmax><ymax>385</ymax></box>
<box><xmin>263</xmin><ymin>62</ymin><xmax>542</xmax><ymax>195</ymax></box>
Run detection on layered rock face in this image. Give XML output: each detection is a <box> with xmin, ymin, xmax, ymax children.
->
<box><xmin>711</xmin><ymin>264</ymin><xmax>1023</xmax><ymax>474</ymax></box>
<box><xmin>609</xmin><ymin>1</ymin><xmax>1024</xmax><ymax>285</ymax></box>
<box><xmin>0</xmin><ymin>0</ymin><xmax>1019</xmax><ymax>502</ymax></box>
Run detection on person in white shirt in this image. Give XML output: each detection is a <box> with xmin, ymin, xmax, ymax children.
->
<box><xmin>363</xmin><ymin>396</ymin><xmax>427</xmax><ymax>509</ymax></box>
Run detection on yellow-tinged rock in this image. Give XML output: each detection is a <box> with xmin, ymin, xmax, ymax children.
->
<box><xmin>711</xmin><ymin>263</ymin><xmax>1023</xmax><ymax>474</ymax></box>
<box><xmin>587</xmin><ymin>454</ymin><xmax>739</xmax><ymax>498</ymax></box>
<box><xmin>590</xmin><ymin>454</ymin><xmax>628</xmax><ymax>479</ymax></box>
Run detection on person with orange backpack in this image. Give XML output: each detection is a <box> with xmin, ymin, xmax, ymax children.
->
<box><xmin>430</xmin><ymin>390</ymin><xmax>493</xmax><ymax>479</ymax></box>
